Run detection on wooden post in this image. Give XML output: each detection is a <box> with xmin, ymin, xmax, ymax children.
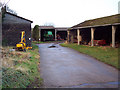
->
<box><xmin>55</xmin><ymin>29</ymin><xmax>57</xmax><ymax>41</ymax></box>
<box><xmin>67</xmin><ymin>31</ymin><xmax>70</xmax><ymax>43</ymax></box>
<box><xmin>91</xmin><ymin>28</ymin><xmax>95</xmax><ymax>46</ymax></box>
<box><xmin>112</xmin><ymin>26</ymin><xmax>116</xmax><ymax>48</ymax></box>
<box><xmin>77</xmin><ymin>29</ymin><xmax>80</xmax><ymax>45</ymax></box>
<box><xmin>39</xmin><ymin>29</ymin><xmax>41</xmax><ymax>41</ymax></box>
<box><xmin>0</xmin><ymin>10</ymin><xmax>2</xmax><ymax>47</ymax></box>
<box><xmin>71</xmin><ymin>35</ymin><xmax>74</xmax><ymax>43</ymax></box>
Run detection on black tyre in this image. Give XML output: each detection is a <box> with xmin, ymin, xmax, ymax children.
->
<box><xmin>23</xmin><ymin>48</ymin><xmax>26</xmax><ymax>52</ymax></box>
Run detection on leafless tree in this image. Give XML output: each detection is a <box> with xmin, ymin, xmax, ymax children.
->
<box><xmin>44</xmin><ymin>22</ymin><xmax>55</xmax><ymax>26</ymax></box>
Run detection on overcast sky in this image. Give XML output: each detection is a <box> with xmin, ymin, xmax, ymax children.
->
<box><xmin>3</xmin><ymin>0</ymin><xmax>120</xmax><ymax>27</ymax></box>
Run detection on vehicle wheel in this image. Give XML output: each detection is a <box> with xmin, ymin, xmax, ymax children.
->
<box><xmin>23</xmin><ymin>49</ymin><xmax>26</xmax><ymax>52</ymax></box>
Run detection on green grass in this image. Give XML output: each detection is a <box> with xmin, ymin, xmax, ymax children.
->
<box><xmin>60</xmin><ymin>43</ymin><xmax>119</xmax><ymax>69</ymax></box>
<box><xmin>32</xmin><ymin>40</ymin><xmax>65</xmax><ymax>44</ymax></box>
<box><xmin>32</xmin><ymin>41</ymin><xmax>45</xmax><ymax>44</ymax></box>
<box><xmin>2</xmin><ymin>43</ymin><xmax>43</xmax><ymax>88</ymax></box>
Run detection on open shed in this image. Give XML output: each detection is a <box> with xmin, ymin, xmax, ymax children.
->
<box><xmin>68</xmin><ymin>14</ymin><xmax>120</xmax><ymax>48</ymax></box>
<box><xmin>39</xmin><ymin>26</ymin><xmax>55</xmax><ymax>41</ymax></box>
<box><xmin>55</xmin><ymin>27</ymin><xmax>68</xmax><ymax>40</ymax></box>
<box><xmin>39</xmin><ymin>26</ymin><xmax>68</xmax><ymax>41</ymax></box>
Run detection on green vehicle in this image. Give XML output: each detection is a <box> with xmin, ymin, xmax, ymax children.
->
<box><xmin>43</xmin><ymin>31</ymin><xmax>54</xmax><ymax>41</ymax></box>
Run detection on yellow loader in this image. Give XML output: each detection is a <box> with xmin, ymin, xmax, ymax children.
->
<box><xmin>16</xmin><ymin>31</ymin><xmax>32</xmax><ymax>51</ymax></box>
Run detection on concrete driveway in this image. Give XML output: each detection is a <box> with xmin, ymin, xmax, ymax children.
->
<box><xmin>38</xmin><ymin>43</ymin><xmax>119</xmax><ymax>88</ymax></box>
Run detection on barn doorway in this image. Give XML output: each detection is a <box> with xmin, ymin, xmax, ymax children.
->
<box><xmin>41</xmin><ymin>29</ymin><xmax>55</xmax><ymax>41</ymax></box>
<box><xmin>57</xmin><ymin>31</ymin><xmax>67</xmax><ymax>40</ymax></box>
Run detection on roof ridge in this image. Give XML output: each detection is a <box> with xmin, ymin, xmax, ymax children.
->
<box><xmin>85</xmin><ymin>14</ymin><xmax>120</xmax><ymax>22</ymax></box>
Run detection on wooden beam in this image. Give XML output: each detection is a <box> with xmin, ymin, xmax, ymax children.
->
<box><xmin>67</xmin><ymin>31</ymin><xmax>70</xmax><ymax>43</ymax></box>
<box><xmin>73</xmin><ymin>23</ymin><xmax>120</xmax><ymax>30</ymax></box>
<box><xmin>55</xmin><ymin>29</ymin><xmax>57</xmax><ymax>41</ymax></box>
<box><xmin>91</xmin><ymin>28</ymin><xmax>95</xmax><ymax>46</ymax></box>
<box><xmin>112</xmin><ymin>26</ymin><xmax>116</xmax><ymax>48</ymax></box>
<box><xmin>77</xmin><ymin>29</ymin><xmax>80</xmax><ymax>45</ymax></box>
<box><xmin>39</xmin><ymin>29</ymin><xmax>41</xmax><ymax>41</ymax></box>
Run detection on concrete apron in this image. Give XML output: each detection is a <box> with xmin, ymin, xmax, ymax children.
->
<box><xmin>38</xmin><ymin>43</ymin><xmax>119</xmax><ymax>88</ymax></box>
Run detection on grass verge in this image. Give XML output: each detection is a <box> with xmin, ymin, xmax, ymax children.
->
<box><xmin>60</xmin><ymin>43</ymin><xmax>119</xmax><ymax>69</ymax></box>
<box><xmin>32</xmin><ymin>41</ymin><xmax>45</xmax><ymax>44</ymax></box>
<box><xmin>32</xmin><ymin>41</ymin><xmax>65</xmax><ymax>44</ymax></box>
<box><xmin>2</xmin><ymin>43</ymin><xmax>43</xmax><ymax>88</ymax></box>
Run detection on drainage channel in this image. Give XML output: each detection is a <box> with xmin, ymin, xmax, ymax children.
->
<box><xmin>64</xmin><ymin>81</ymin><xmax>120</xmax><ymax>88</ymax></box>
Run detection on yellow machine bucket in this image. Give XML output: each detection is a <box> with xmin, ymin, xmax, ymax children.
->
<box><xmin>26</xmin><ymin>47</ymin><xmax>32</xmax><ymax>50</ymax></box>
<box><xmin>16</xmin><ymin>43</ymin><xmax>23</xmax><ymax>48</ymax></box>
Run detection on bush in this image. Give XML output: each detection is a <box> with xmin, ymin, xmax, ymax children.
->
<box><xmin>32</xmin><ymin>25</ymin><xmax>39</xmax><ymax>41</ymax></box>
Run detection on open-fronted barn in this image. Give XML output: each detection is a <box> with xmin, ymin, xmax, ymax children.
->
<box><xmin>39</xmin><ymin>26</ymin><xmax>68</xmax><ymax>41</ymax></box>
<box><xmin>68</xmin><ymin>14</ymin><xmax>120</xmax><ymax>48</ymax></box>
<box><xmin>55</xmin><ymin>27</ymin><xmax>68</xmax><ymax>40</ymax></box>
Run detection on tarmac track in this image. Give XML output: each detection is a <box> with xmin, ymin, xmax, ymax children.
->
<box><xmin>38</xmin><ymin>43</ymin><xmax>119</xmax><ymax>88</ymax></box>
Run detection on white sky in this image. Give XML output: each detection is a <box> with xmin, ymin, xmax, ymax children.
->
<box><xmin>4</xmin><ymin>0</ymin><xmax>120</xmax><ymax>27</ymax></box>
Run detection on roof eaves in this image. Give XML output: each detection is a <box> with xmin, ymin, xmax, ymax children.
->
<box><xmin>6</xmin><ymin>12</ymin><xmax>33</xmax><ymax>23</ymax></box>
<box><xmin>70</xmin><ymin>23</ymin><xmax>120</xmax><ymax>30</ymax></box>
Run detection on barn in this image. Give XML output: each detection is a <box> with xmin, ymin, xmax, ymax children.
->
<box><xmin>39</xmin><ymin>26</ymin><xmax>68</xmax><ymax>41</ymax></box>
<box><xmin>67</xmin><ymin>14</ymin><xmax>120</xmax><ymax>48</ymax></box>
<box><xmin>2</xmin><ymin>7</ymin><xmax>33</xmax><ymax>46</ymax></box>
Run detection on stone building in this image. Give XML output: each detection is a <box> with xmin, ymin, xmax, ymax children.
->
<box><xmin>2</xmin><ymin>7</ymin><xmax>33</xmax><ymax>46</ymax></box>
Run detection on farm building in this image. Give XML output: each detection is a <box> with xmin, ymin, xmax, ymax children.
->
<box><xmin>39</xmin><ymin>26</ymin><xmax>68</xmax><ymax>41</ymax></box>
<box><xmin>2</xmin><ymin>7</ymin><xmax>33</xmax><ymax>46</ymax></box>
<box><xmin>67</xmin><ymin>14</ymin><xmax>120</xmax><ymax>48</ymax></box>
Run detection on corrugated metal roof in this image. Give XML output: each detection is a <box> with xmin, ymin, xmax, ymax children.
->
<box><xmin>55</xmin><ymin>27</ymin><xmax>69</xmax><ymax>31</ymax></box>
<box><xmin>39</xmin><ymin>26</ymin><xmax>69</xmax><ymax>31</ymax></box>
<box><xmin>39</xmin><ymin>26</ymin><xmax>55</xmax><ymax>29</ymax></box>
